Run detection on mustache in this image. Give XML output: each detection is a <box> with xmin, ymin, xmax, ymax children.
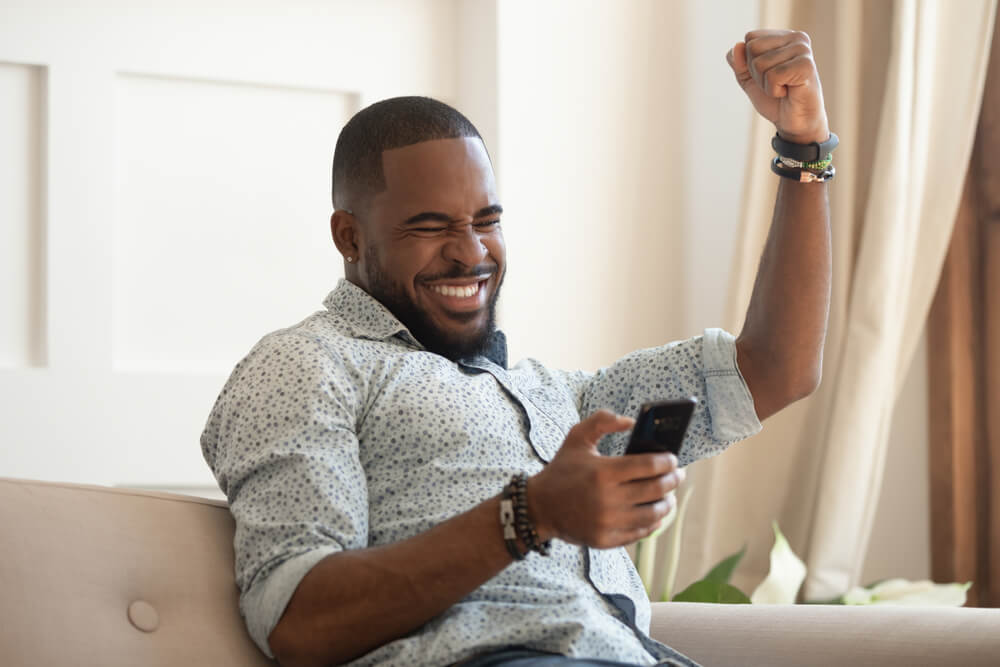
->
<box><xmin>420</xmin><ymin>264</ymin><xmax>499</xmax><ymax>282</ymax></box>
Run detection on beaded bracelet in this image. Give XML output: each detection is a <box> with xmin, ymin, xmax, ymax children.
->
<box><xmin>771</xmin><ymin>156</ymin><xmax>836</xmax><ymax>183</ymax></box>
<box><xmin>779</xmin><ymin>153</ymin><xmax>833</xmax><ymax>171</ymax></box>
<box><xmin>503</xmin><ymin>473</ymin><xmax>551</xmax><ymax>557</ymax></box>
<box><xmin>514</xmin><ymin>474</ymin><xmax>551</xmax><ymax>556</ymax></box>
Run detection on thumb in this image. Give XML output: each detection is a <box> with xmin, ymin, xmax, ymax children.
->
<box><xmin>565</xmin><ymin>409</ymin><xmax>634</xmax><ymax>451</ymax></box>
<box><xmin>726</xmin><ymin>41</ymin><xmax>753</xmax><ymax>90</ymax></box>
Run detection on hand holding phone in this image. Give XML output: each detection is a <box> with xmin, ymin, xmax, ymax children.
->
<box><xmin>624</xmin><ymin>397</ymin><xmax>697</xmax><ymax>457</ymax></box>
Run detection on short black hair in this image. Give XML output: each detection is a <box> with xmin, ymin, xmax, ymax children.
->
<box><xmin>331</xmin><ymin>96</ymin><xmax>484</xmax><ymax>212</ymax></box>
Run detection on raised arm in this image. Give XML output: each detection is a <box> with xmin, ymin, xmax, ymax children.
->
<box><xmin>727</xmin><ymin>30</ymin><xmax>833</xmax><ymax>421</ymax></box>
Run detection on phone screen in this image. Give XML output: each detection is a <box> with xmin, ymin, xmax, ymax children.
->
<box><xmin>624</xmin><ymin>397</ymin><xmax>697</xmax><ymax>456</ymax></box>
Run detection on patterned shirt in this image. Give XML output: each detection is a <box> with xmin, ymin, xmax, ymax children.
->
<box><xmin>201</xmin><ymin>279</ymin><xmax>762</xmax><ymax>665</ymax></box>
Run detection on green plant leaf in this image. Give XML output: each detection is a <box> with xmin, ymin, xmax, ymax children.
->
<box><xmin>750</xmin><ymin>521</ymin><xmax>806</xmax><ymax>604</ymax></box>
<box><xmin>672</xmin><ymin>579</ymin><xmax>752</xmax><ymax>604</ymax></box>
<box><xmin>703</xmin><ymin>544</ymin><xmax>747</xmax><ymax>585</ymax></box>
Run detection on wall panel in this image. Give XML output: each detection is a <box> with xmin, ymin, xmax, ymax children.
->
<box><xmin>0</xmin><ymin>62</ymin><xmax>46</xmax><ymax>369</ymax></box>
<box><xmin>113</xmin><ymin>74</ymin><xmax>353</xmax><ymax>373</ymax></box>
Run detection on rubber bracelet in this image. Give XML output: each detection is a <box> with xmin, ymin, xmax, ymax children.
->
<box><xmin>771</xmin><ymin>131</ymin><xmax>839</xmax><ymax>163</ymax></box>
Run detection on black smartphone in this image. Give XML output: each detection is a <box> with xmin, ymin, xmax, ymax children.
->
<box><xmin>624</xmin><ymin>397</ymin><xmax>697</xmax><ymax>456</ymax></box>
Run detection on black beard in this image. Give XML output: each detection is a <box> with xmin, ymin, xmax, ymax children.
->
<box><xmin>364</xmin><ymin>248</ymin><xmax>503</xmax><ymax>362</ymax></box>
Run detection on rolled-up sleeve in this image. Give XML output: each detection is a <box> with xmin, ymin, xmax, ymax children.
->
<box><xmin>201</xmin><ymin>332</ymin><xmax>368</xmax><ymax>657</ymax></box>
<box><xmin>568</xmin><ymin>328</ymin><xmax>762</xmax><ymax>464</ymax></box>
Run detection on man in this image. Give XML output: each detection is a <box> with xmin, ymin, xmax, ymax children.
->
<box><xmin>201</xmin><ymin>29</ymin><xmax>831</xmax><ymax>667</ymax></box>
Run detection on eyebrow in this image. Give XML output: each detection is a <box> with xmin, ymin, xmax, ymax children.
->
<box><xmin>403</xmin><ymin>204</ymin><xmax>503</xmax><ymax>226</ymax></box>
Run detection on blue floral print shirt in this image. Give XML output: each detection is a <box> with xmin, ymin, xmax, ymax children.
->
<box><xmin>201</xmin><ymin>279</ymin><xmax>762</xmax><ymax>666</ymax></box>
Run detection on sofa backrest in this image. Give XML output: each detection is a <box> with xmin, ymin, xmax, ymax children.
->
<box><xmin>0</xmin><ymin>477</ymin><xmax>274</xmax><ymax>666</ymax></box>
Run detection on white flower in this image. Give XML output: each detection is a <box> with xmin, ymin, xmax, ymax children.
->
<box><xmin>842</xmin><ymin>579</ymin><xmax>971</xmax><ymax>606</ymax></box>
<box><xmin>751</xmin><ymin>522</ymin><xmax>806</xmax><ymax>604</ymax></box>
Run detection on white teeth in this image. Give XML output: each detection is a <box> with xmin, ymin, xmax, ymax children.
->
<box><xmin>430</xmin><ymin>283</ymin><xmax>479</xmax><ymax>298</ymax></box>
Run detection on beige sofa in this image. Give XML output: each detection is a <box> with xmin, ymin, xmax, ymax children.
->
<box><xmin>2</xmin><ymin>477</ymin><xmax>998</xmax><ymax>667</ymax></box>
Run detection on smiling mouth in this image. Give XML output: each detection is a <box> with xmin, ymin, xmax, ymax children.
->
<box><xmin>421</xmin><ymin>277</ymin><xmax>491</xmax><ymax>313</ymax></box>
<box><xmin>428</xmin><ymin>282</ymin><xmax>482</xmax><ymax>298</ymax></box>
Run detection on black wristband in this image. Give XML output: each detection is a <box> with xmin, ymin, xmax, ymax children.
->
<box><xmin>771</xmin><ymin>131</ymin><xmax>839</xmax><ymax>162</ymax></box>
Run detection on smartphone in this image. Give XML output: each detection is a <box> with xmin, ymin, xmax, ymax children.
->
<box><xmin>624</xmin><ymin>397</ymin><xmax>697</xmax><ymax>456</ymax></box>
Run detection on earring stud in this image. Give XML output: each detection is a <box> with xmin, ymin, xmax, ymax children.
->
<box><xmin>346</xmin><ymin>256</ymin><xmax>354</xmax><ymax>263</ymax></box>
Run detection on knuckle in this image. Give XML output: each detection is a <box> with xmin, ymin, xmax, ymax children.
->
<box><xmin>659</xmin><ymin>474</ymin><xmax>675</xmax><ymax>493</ymax></box>
<box><xmin>794</xmin><ymin>30</ymin><xmax>811</xmax><ymax>44</ymax></box>
<box><xmin>567</xmin><ymin>422</ymin><xmax>585</xmax><ymax>441</ymax></box>
<box><xmin>654</xmin><ymin>498</ymin><xmax>671</xmax><ymax>517</ymax></box>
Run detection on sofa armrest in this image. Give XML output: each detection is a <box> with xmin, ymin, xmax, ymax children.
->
<box><xmin>649</xmin><ymin>601</ymin><xmax>1000</xmax><ymax>667</ymax></box>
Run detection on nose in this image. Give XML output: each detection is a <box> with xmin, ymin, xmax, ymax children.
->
<box><xmin>442</xmin><ymin>223</ymin><xmax>488</xmax><ymax>266</ymax></box>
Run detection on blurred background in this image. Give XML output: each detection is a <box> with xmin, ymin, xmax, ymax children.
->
<box><xmin>1</xmin><ymin>0</ymin><xmax>994</xmax><ymax>604</ymax></box>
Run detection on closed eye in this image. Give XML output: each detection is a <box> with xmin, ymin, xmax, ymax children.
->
<box><xmin>475</xmin><ymin>219</ymin><xmax>501</xmax><ymax>228</ymax></box>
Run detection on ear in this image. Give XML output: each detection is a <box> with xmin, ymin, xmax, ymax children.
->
<box><xmin>330</xmin><ymin>210</ymin><xmax>362</xmax><ymax>264</ymax></box>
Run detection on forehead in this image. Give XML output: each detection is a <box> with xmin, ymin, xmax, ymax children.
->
<box><xmin>376</xmin><ymin>137</ymin><xmax>497</xmax><ymax>214</ymax></box>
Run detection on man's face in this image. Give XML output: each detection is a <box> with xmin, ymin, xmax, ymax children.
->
<box><xmin>354</xmin><ymin>137</ymin><xmax>506</xmax><ymax>360</ymax></box>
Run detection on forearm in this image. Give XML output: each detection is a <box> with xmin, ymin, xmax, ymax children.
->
<box><xmin>736</xmin><ymin>178</ymin><xmax>831</xmax><ymax>420</ymax></box>
<box><xmin>269</xmin><ymin>494</ymin><xmax>514</xmax><ymax>666</ymax></box>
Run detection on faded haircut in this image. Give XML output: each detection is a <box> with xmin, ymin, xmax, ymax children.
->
<box><xmin>331</xmin><ymin>96</ymin><xmax>484</xmax><ymax>212</ymax></box>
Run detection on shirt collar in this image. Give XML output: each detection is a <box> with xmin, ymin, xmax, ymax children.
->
<box><xmin>322</xmin><ymin>279</ymin><xmax>508</xmax><ymax>368</ymax></box>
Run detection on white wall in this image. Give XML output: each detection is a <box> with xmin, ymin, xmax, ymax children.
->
<box><xmin>0</xmin><ymin>0</ymin><xmax>460</xmax><ymax>492</ymax></box>
<box><xmin>496</xmin><ymin>0</ymin><xmax>695</xmax><ymax>369</ymax></box>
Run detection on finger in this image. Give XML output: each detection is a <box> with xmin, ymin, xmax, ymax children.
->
<box><xmin>745</xmin><ymin>32</ymin><xmax>810</xmax><ymax>83</ymax></box>
<box><xmin>749</xmin><ymin>43</ymin><xmax>814</xmax><ymax>98</ymax></box>
<box><xmin>593</xmin><ymin>497</ymin><xmax>674</xmax><ymax>548</ymax></box>
<box><xmin>611</xmin><ymin>450</ymin><xmax>678</xmax><ymax>483</ymax></box>
<box><xmin>566</xmin><ymin>410</ymin><xmax>634</xmax><ymax>450</ymax></box>
<box><xmin>745</xmin><ymin>29</ymin><xmax>810</xmax><ymax>53</ymax></box>
<box><xmin>620</xmin><ymin>497</ymin><xmax>673</xmax><ymax>533</ymax></box>
<box><xmin>622</xmin><ymin>467</ymin><xmax>685</xmax><ymax>505</ymax></box>
<box><xmin>727</xmin><ymin>41</ymin><xmax>753</xmax><ymax>90</ymax></box>
<box><xmin>616</xmin><ymin>521</ymin><xmax>662</xmax><ymax>547</ymax></box>
<box><xmin>758</xmin><ymin>54</ymin><xmax>817</xmax><ymax>99</ymax></box>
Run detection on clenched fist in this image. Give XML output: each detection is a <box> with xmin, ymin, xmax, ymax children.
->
<box><xmin>727</xmin><ymin>29</ymin><xmax>830</xmax><ymax>145</ymax></box>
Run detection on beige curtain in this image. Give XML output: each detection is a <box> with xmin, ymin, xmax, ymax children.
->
<box><xmin>676</xmin><ymin>0</ymin><xmax>997</xmax><ymax>601</ymax></box>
